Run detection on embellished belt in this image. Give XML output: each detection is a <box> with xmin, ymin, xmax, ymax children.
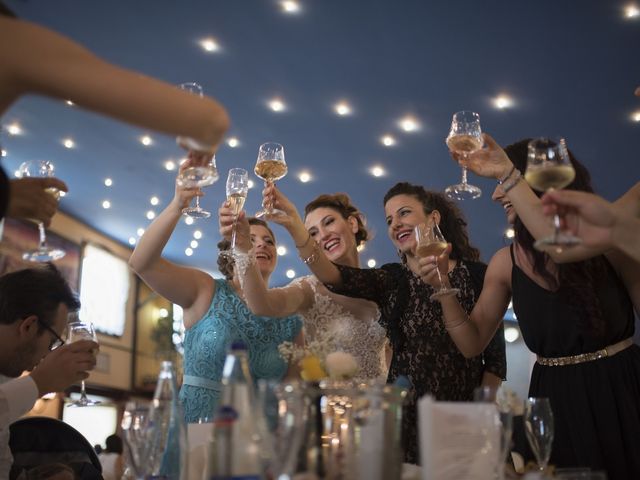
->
<box><xmin>536</xmin><ymin>337</ymin><xmax>633</xmax><ymax>366</ymax></box>
<box><xmin>182</xmin><ymin>375</ymin><xmax>222</xmax><ymax>391</ymax></box>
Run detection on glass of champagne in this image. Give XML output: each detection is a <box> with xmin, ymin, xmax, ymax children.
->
<box><xmin>222</xmin><ymin>168</ymin><xmax>249</xmax><ymax>258</ymax></box>
<box><xmin>415</xmin><ymin>221</ymin><xmax>459</xmax><ymax>300</ymax></box>
<box><xmin>18</xmin><ymin>161</ymin><xmax>66</xmax><ymax>262</ymax></box>
<box><xmin>445</xmin><ymin>110</ymin><xmax>484</xmax><ymax>200</ymax></box>
<box><xmin>524</xmin><ymin>137</ymin><xmax>581</xmax><ymax>252</ymax></box>
<box><xmin>66</xmin><ymin>320</ymin><xmax>100</xmax><ymax>407</ymax></box>
<box><xmin>254</xmin><ymin>142</ymin><xmax>288</xmax><ymax>218</ymax></box>
<box><xmin>524</xmin><ymin>397</ymin><xmax>554</xmax><ymax>472</ymax></box>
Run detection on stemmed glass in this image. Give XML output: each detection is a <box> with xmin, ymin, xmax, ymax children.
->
<box><xmin>18</xmin><ymin>161</ymin><xmax>66</xmax><ymax>262</ymax></box>
<box><xmin>414</xmin><ymin>221</ymin><xmax>459</xmax><ymax>300</ymax></box>
<box><xmin>524</xmin><ymin>397</ymin><xmax>554</xmax><ymax>472</ymax></box>
<box><xmin>254</xmin><ymin>142</ymin><xmax>288</xmax><ymax>218</ymax></box>
<box><xmin>474</xmin><ymin>386</ymin><xmax>514</xmax><ymax>480</ymax></box>
<box><xmin>176</xmin><ymin>82</ymin><xmax>219</xmax><ymax>219</ymax></box>
<box><xmin>66</xmin><ymin>320</ymin><xmax>100</xmax><ymax>407</ymax></box>
<box><xmin>221</xmin><ymin>168</ymin><xmax>249</xmax><ymax>258</ymax></box>
<box><xmin>524</xmin><ymin>137</ymin><xmax>580</xmax><ymax>252</ymax></box>
<box><xmin>445</xmin><ymin>110</ymin><xmax>484</xmax><ymax>200</ymax></box>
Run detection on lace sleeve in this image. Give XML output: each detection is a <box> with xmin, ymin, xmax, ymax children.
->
<box><xmin>329</xmin><ymin>264</ymin><xmax>394</xmax><ymax>308</ymax></box>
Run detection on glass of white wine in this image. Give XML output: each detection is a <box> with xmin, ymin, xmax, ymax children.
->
<box><xmin>222</xmin><ymin>168</ymin><xmax>249</xmax><ymax>257</ymax></box>
<box><xmin>445</xmin><ymin>110</ymin><xmax>484</xmax><ymax>201</ymax></box>
<box><xmin>254</xmin><ymin>142</ymin><xmax>287</xmax><ymax>219</ymax></box>
<box><xmin>18</xmin><ymin>160</ymin><xmax>66</xmax><ymax>262</ymax></box>
<box><xmin>524</xmin><ymin>137</ymin><xmax>580</xmax><ymax>251</ymax></box>
<box><xmin>414</xmin><ymin>221</ymin><xmax>460</xmax><ymax>300</ymax></box>
<box><xmin>66</xmin><ymin>320</ymin><xmax>100</xmax><ymax>407</ymax></box>
<box><xmin>524</xmin><ymin>397</ymin><xmax>554</xmax><ymax>472</ymax></box>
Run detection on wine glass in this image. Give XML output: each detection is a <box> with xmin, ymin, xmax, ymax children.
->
<box><xmin>474</xmin><ymin>386</ymin><xmax>514</xmax><ymax>480</ymax></box>
<box><xmin>18</xmin><ymin>161</ymin><xmax>66</xmax><ymax>262</ymax></box>
<box><xmin>524</xmin><ymin>137</ymin><xmax>581</xmax><ymax>252</ymax></box>
<box><xmin>66</xmin><ymin>320</ymin><xmax>100</xmax><ymax>407</ymax></box>
<box><xmin>221</xmin><ymin>168</ymin><xmax>249</xmax><ymax>258</ymax></box>
<box><xmin>176</xmin><ymin>82</ymin><xmax>219</xmax><ymax>219</ymax></box>
<box><xmin>445</xmin><ymin>110</ymin><xmax>484</xmax><ymax>200</ymax></box>
<box><xmin>254</xmin><ymin>142</ymin><xmax>288</xmax><ymax>219</ymax></box>
<box><xmin>524</xmin><ymin>397</ymin><xmax>554</xmax><ymax>472</ymax></box>
<box><xmin>414</xmin><ymin>221</ymin><xmax>460</xmax><ymax>300</ymax></box>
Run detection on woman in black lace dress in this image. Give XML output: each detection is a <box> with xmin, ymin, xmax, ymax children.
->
<box><xmin>266</xmin><ymin>182</ymin><xmax>507</xmax><ymax>464</ymax></box>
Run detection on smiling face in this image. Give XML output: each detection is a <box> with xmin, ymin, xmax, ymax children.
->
<box><xmin>384</xmin><ymin>194</ymin><xmax>431</xmax><ymax>256</ymax></box>
<box><xmin>304</xmin><ymin>206</ymin><xmax>359</xmax><ymax>264</ymax></box>
<box><xmin>250</xmin><ymin>224</ymin><xmax>277</xmax><ymax>276</ymax></box>
<box><xmin>491</xmin><ymin>184</ymin><xmax>517</xmax><ymax>225</ymax></box>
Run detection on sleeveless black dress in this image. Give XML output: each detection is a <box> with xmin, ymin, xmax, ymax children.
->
<box><xmin>510</xmin><ymin>246</ymin><xmax>640</xmax><ymax>479</ymax></box>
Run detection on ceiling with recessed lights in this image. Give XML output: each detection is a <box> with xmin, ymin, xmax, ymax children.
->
<box><xmin>1</xmin><ymin>0</ymin><xmax>639</xmax><ymax>286</ymax></box>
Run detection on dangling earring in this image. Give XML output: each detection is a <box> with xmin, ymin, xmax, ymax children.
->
<box><xmin>397</xmin><ymin>249</ymin><xmax>407</xmax><ymax>264</ymax></box>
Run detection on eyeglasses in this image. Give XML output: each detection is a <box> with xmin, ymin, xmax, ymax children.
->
<box><xmin>37</xmin><ymin>318</ymin><xmax>66</xmax><ymax>351</ymax></box>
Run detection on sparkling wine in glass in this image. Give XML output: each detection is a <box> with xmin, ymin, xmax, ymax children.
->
<box><xmin>66</xmin><ymin>320</ymin><xmax>100</xmax><ymax>407</ymax></box>
<box><xmin>18</xmin><ymin>161</ymin><xmax>66</xmax><ymax>262</ymax></box>
<box><xmin>221</xmin><ymin>168</ymin><xmax>249</xmax><ymax>258</ymax></box>
<box><xmin>254</xmin><ymin>142</ymin><xmax>287</xmax><ymax>219</ymax></box>
<box><xmin>414</xmin><ymin>221</ymin><xmax>459</xmax><ymax>300</ymax></box>
<box><xmin>524</xmin><ymin>397</ymin><xmax>554</xmax><ymax>472</ymax></box>
<box><xmin>524</xmin><ymin>137</ymin><xmax>580</xmax><ymax>252</ymax></box>
<box><xmin>445</xmin><ymin>111</ymin><xmax>484</xmax><ymax>201</ymax></box>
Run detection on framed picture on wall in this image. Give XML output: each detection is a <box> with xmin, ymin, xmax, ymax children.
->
<box><xmin>0</xmin><ymin>218</ymin><xmax>81</xmax><ymax>289</ymax></box>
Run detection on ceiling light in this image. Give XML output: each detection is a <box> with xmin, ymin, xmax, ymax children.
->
<box><xmin>150</xmin><ymin>196</ymin><xmax>160</xmax><ymax>206</ymax></box>
<box><xmin>128</xmin><ymin>237</ymin><xmax>136</xmax><ymax>246</ymax></box>
<box><xmin>277</xmin><ymin>246</ymin><xmax>287</xmax><ymax>256</ymax></box>
<box><xmin>504</xmin><ymin>326</ymin><xmax>520</xmax><ymax>343</ymax></box>
<box><xmin>280</xmin><ymin>0</ymin><xmax>301</xmax><ymax>13</ymax></box>
<box><xmin>227</xmin><ymin>137</ymin><xmax>239</xmax><ymax>148</ymax></box>
<box><xmin>367</xmin><ymin>259</ymin><xmax>376</xmax><ymax>268</ymax></box>
<box><xmin>159</xmin><ymin>308</ymin><xmax>169</xmax><ymax>318</ymax></box>
<box><xmin>504</xmin><ymin>227</ymin><xmax>515</xmax><ymax>239</ymax></box>
<box><xmin>137</xmin><ymin>228</ymin><xmax>145</xmax><ymax>236</ymax></box>
<box><xmin>185</xmin><ymin>248</ymin><xmax>194</xmax><ymax>257</ymax></box>
<box><xmin>65</xmin><ymin>100</ymin><xmax>74</xmax><ymax>106</ymax></box>
<box><xmin>631</xmin><ymin>111</ymin><xmax>640</xmax><ymax>122</ymax></box>
<box><xmin>356</xmin><ymin>244</ymin><xmax>365</xmax><ymax>253</ymax></box>
<box><xmin>199</xmin><ymin>37</ymin><xmax>220</xmax><ymax>52</ymax></box>
<box><xmin>146</xmin><ymin>210</ymin><xmax>156</xmax><ymax>220</ymax></box>
<box><xmin>334</xmin><ymin>101</ymin><xmax>352</xmax><ymax>116</ymax></box>
<box><xmin>13</xmin><ymin>170</ymin><xmax>20</xmax><ymax>178</ymax></box>
<box><xmin>140</xmin><ymin>135</ymin><xmax>153</xmax><ymax>146</ymax></box>
<box><xmin>370</xmin><ymin>165</ymin><xmax>385</xmax><ymax>177</ymax></box>
<box><xmin>1</xmin><ymin>150</ymin><xmax>6</xmax><ymax>157</ymax></box>
<box><xmin>286</xmin><ymin>269</ymin><xmax>296</xmax><ymax>279</ymax></box>
<box><xmin>104</xmin><ymin>178</ymin><xmax>113</xmax><ymax>187</ymax></box>
<box><xmin>625</xmin><ymin>4</ymin><xmax>640</xmax><ymax>18</ymax></box>
<box><xmin>184</xmin><ymin>216</ymin><xmax>194</xmax><ymax>225</ymax></box>
<box><xmin>193</xmin><ymin>230</ymin><xmax>203</xmax><ymax>239</ymax></box>
<box><xmin>268</xmin><ymin>98</ymin><xmax>286</xmax><ymax>112</ymax></box>
<box><xmin>190</xmin><ymin>240</ymin><xmax>199</xmax><ymax>249</ymax></box>
<box><xmin>164</xmin><ymin>160</ymin><xmax>176</xmax><ymax>171</ymax></box>
<box><xmin>493</xmin><ymin>94</ymin><xmax>513</xmax><ymax>109</ymax></box>
<box><xmin>7</xmin><ymin>123</ymin><xmax>22</xmax><ymax>135</ymax></box>
<box><xmin>102</xmin><ymin>200</ymin><xmax>111</xmax><ymax>209</ymax></box>
<box><xmin>398</xmin><ymin>116</ymin><xmax>420</xmax><ymax>132</ymax></box>
<box><xmin>62</xmin><ymin>138</ymin><xmax>75</xmax><ymax>149</ymax></box>
<box><xmin>381</xmin><ymin>135</ymin><xmax>396</xmax><ymax>147</ymax></box>
<box><xmin>247</xmin><ymin>180</ymin><xmax>255</xmax><ymax>189</ymax></box>
<box><xmin>298</xmin><ymin>171</ymin><xmax>311</xmax><ymax>183</ymax></box>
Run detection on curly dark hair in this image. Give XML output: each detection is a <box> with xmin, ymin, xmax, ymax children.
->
<box><xmin>304</xmin><ymin>193</ymin><xmax>369</xmax><ymax>247</ymax></box>
<box><xmin>383</xmin><ymin>182</ymin><xmax>480</xmax><ymax>262</ymax></box>
<box><xmin>504</xmin><ymin>138</ymin><xmax>608</xmax><ymax>336</ymax></box>
<box><xmin>217</xmin><ymin>217</ymin><xmax>275</xmax><ymax>280</ymax></box>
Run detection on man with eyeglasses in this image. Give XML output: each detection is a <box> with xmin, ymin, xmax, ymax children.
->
<box><xmin>0</xmin><ymin>265</ymin><xmax>97</xmax><ymax>478</ymax></box>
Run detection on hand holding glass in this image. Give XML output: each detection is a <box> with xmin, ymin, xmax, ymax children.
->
<box><xmin>223</xmin><ymin>168</ymin><xmax>249</xmax><ymax>257</ymax></box>
<box><xmin>66</xmin><ymin>320</ymin><xmax>100</xmax><ymax>407</ymax></box>
<box><xmin>254</xmin><ymin>142</ymin><xmax>287</xmax><ymax>219</ymax></box>
<box><xmin>415</xmin><ymin>221</ymin><xmax>459</xmax><ymax>300</ymax></box>
<box><xmin>18</xmin><ymin>161</ymin><xmax>66</xmax><ymax>262</ymax></box>
<box><xmin>524</xmin><ymin>397</ymin><xmax>554</xmax><ymax>472</ymax></box>
<box><xmin>445</xmin><ymin>111</ymin><xmax>484</xmax><ymax>200</ymax></box>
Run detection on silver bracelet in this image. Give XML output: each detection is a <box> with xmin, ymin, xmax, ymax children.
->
<box><xmin>502</xmin><ymin>169</ymin><xmax>522</xmax><ymax>193</ymax></box>
<box><xmin>497</xmin><ymin>165</ymin><xmax>516</xmax><ymax>184</ymax></box>
<box><xmin>300</xmin><ymin>242</ymin><xmax>320</xmax><ymax>265</ymax></box>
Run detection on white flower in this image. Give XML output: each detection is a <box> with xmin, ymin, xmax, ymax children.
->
<box><xmin>325</xmin><ymin>351</ymin><xmax>359</xmax><ymax>380</ymax></box>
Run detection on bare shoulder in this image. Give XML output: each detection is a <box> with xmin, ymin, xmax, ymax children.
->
<box><xmin>485</xmin><ymin>247</ymin><xmax>513</xmax><ymax>287</ymax></box>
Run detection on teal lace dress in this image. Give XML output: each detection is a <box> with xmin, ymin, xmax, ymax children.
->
<box><xmin>179</xmin><ymin>279</ymin><xmax>302</xmax><ymax>422</ymax></box>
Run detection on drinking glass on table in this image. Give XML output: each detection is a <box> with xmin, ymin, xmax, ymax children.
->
<box><xmin>414</xmin><ymin>221</ymin><xmax>459</xmax><ymax>300</ymax></box>
<box><xmin>221</xmin><ymin>168</ymin><xmax>249</xmax><ymax>259</ymax></box>
<box><xmin>66</xmin><ymin>320</ymin><xmax>100</xmax><ymax>407</ymax></box>
<box><xmin>525</xmin><ymin>137</ymin><xmax>580</xmax><ymax>252</ymax></box>
<box><xmin>474</xmin><ymin>386</ymin><xmax>514</xmax><ymax>480</ymax></box>
<box><xmin>121</xmin><ymin>400</ymin><xmax>150</xmax><ymax>479</ymax></box>
<box><xmin>18</xmin><ymin>160</ymin><xmax>66</xmax><ymax>262</ymax></box>
<box><xmin>254</xmin><ymin>142</ymin><xmax>287</xmax><ymax>219</ymax></box>
<box><xmin>524</xmin><ymin>397</ymin><xmax>554</xmax><ymax>472</ymax></box>
<box><xmin>445</xmin><ymin>110</ymin><xmax>484</xmax><ymax>200</ymax></box>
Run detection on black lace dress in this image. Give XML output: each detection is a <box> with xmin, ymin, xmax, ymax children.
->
<box><xmin>331</xmin><ymin>260</ymin><xmax>507</xmax><ymax>464</ymax></box>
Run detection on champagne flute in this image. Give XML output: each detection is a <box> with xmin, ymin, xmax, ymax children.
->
<box><xmin>474</xmin><ymin>386</ymin><xmax>514</xmax><ymax>480</ymax></box>
<box><xmin>66</xmin><ymin>320</ymin><xmax>100</xmax><ymax>407</ymax></box>
<box><xmin>445</xmin><ymin>110</ymin><xmax>484</xmax><ymax>200</ymax></box>
<box><xmin>414</xmin><ymin>221</ymin><xmax>459</xmax><ymax>300</ymax></box>
<box><xmin>254</xmin><ymin>142</ymin><xmax>287</xmax><ymax>218</ymax></box>
<box><xmin>221</xmin><ymin>168</ymin><xmax>249</xmax><ymax>258</ymax></box>
<box><xmin>176</xmin><ymin>82</ymin><xmax>219</xmax><ymax>219</ymax></box>
<box><xmin>18</xmin><ymin>161</ymin><xmax>66</xmax><ymax>262</ymax></box>
<box><xmin>524</xmin><ymin>397</ymin><xmax>554</xmax><ymax>472</ymax></box>
<box><xmin>524</xmin><ymin>137</ymin><xmax>581</xmax><ymax>252</ymax></box>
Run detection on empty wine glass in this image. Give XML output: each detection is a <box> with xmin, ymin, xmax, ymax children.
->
<box><xmin>66</xmin><ymin>320</ymin><xmax>100</xmax><ymax>407</ymax></box>
<box><xmin>524</xmin><ymin>137</ymin><xmax>581</xmax><ymax>252</ymax></box>
<box><xmin>221</xmin><ymin>168</ymin><xmax>249</xmax><ymax>259</ymax></box>
<box><xmin>474</xmin><ymin>386</ymin><xmax>514</xmax><ymax>480</ymax></box>
<box><xmin>254</xmin><ymin>142</ymin><xmax>288</xmax><ymax>219</ymax></box>
<box><xmin>414</xmin><ymin>220</ymin><xmax>459</xmax><ymax>300</ymax></box>
<box><xmin>121</xmin><ymin>400</ymin><xmax>150</xmax><ymax>479</ymax></box>
<box><xmin>445</xmin><ymin>110</ymin><xmax>484</xmax><ymax>200</ymax></box>
<box><xmin>18</xmin><ymin>161</ymin><xmax>66</xmax><ymax>262</ymax></box>
<box><xmin>524</xmin><ymin>397</ymin><xmax>554</xmax><ymax>472</ymax></box>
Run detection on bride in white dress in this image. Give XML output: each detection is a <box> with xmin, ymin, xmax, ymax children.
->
<box><xmin>219</xmin><ymin>191</ymin><xmax>389</xmax><ymax>381</ymax></box>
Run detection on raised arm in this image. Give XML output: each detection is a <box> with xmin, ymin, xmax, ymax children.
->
<box><xmin>128</xmin><ymin>155</ymin><xmax>214</xmax><ymax>316</ymax></box>
<box><xmin>0</xmin><ymin>16</ymin><xmax>229</xmax><ymax>150</ymax></box>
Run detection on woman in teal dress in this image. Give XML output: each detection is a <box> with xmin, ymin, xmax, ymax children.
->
<box><xmin>129</xmin><ymin>154</ymin><xmax>301</xmax><ymax>422</ymax></box>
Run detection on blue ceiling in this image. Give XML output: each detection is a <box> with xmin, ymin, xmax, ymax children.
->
<box><xmin>2</xmin><ymin>0</ymin><xmax>639</xmax><ymax>286</ymax></box>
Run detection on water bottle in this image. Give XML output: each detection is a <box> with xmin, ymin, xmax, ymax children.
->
<box><xmin>208</xmin><ymin>341</ymin><xmax>266</xmax><ymax>480</ymax></box>
<box><xmin>145</xmin><ymin>360</ymin><xmax>189</xmax><ymax>479</ymax></box>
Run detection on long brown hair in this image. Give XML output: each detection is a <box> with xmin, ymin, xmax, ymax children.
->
<box><xmin>217</xmin><ymin>217</ymin><xmax>275</xmax><ymax>280</ymax></box>
<box><xmin>383</xmin><ymin>182</ymin><xmax>480</xmax><ymax>261</ymax></box>
<box><xmin>304</xmin><ymin>193</ymin><xmax>369</xmax><ymax>247</ymax></box>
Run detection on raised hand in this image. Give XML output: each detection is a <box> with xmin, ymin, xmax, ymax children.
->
<box><xmin>262</xmin><ymin>184</ymin><xmax>303</xmax><ymax>229</ymax></box>
<box><xmin>172</xmin><ymin>153</ymin><xmax>204</xmax><ymax>209</ymax></box>
<box><xmin>416</xmin><ymin>243</ymin><xmax>453</xmax><ymax>289</ymax></box>
<box><xmin>7</xmin><ymin>177</ymin><xmax>68</xmax><ymax>227</ymax></box>
<box><xmin>218</xmin><ymin>202</ymin><xmax>251</xmax><ymax>252</ymax></box>
<box><xmin>455</xmin><ymin>133</ymin><xmax>514</xmax><ymax>181</ymax></box>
